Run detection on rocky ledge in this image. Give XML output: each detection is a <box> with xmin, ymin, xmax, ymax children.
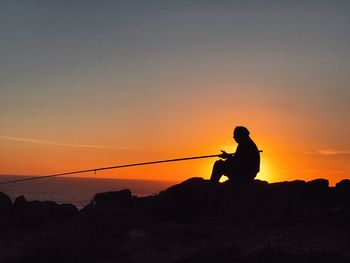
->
<box><xmin>0</xmin><ymin>177</ymin><xmax>350</xmax><ymax>263</ymax></box>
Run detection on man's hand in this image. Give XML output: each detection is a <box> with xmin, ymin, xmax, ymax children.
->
<box><xmin>219</xmin><ymin>150</ymin><xmax>232</xmax><ymax>160</ymax></box>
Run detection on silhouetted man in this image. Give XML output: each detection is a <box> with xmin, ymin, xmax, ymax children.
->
<box><xmin>210</xmin><ymin>126</ymin><xmax>260</xmax><ymax>184</ymax></box>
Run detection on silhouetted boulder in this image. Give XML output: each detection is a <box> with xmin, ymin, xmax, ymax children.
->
<box><xmin>258</xmin><ymin>180</ymin><xmax>306</xmax><ymax>214</ymax></box>
<box><xmin>56</xmin><ymin>203</ymin><xmax>78</xmax><ymax>219</ymax></box>
<box><xmin>306</xmin><ymin>178</ymin><xmax>329</xmax><ymax>190</ymax></box>
<box><xmin>0</xmin><ymin>192</ymin><xmax>12</xmax><ymax>229</ymax></box>
<box><xmin>269</xmin><ymin>180</ymin><xmax>306</xmax><ymax>190</ymax></box>
<box><xmin>336</xmin><ymin>179</ymin><xmax>350</xmax><ymax>189</ymax></box>
<box><xmin>0</xmin><ymin>192</ymin><xmax>12</xmax><ymax>215</ymax></box>
<box><xmin>13</xmin><ymin>196</ymin><xmax>77</xmax><ymax>228</ymax></box>
<box><xmin>92</xmin><ymin>189</ymin><xmax>133</xmax><ymax>207</ymax></box>
<box><xmin>304</xmin><ymin>178</ymin><xmax>330</xmax><ymax>205</ymax></box>
<box><xmin>13</xmin><ymin>195</ymin><xmax>27</xmax><ymax>210</ymax></box>
<box><xmin>252</xmin><ymin>179</ymin><xmax>269</xmax><ymax>187</ymax></box>
<box><xmin>145</xmin><ymin>177</ymin><xmax>213</xmax><ymax>222</ymax></box>
<box><xmin>335</xmin><ymin>179</ymin><xmax>350</xmax><ymax>208</ymax></box>
<box><xmin>79</xmin><ymin>189</ymin><xmax>151</xmax><ymax>231</ymax></box>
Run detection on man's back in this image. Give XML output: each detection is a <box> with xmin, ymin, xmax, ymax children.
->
<box><xmin>234</xmin><ymin>137</ymin><xmax>260</xmax><ymax>181</ymax></box>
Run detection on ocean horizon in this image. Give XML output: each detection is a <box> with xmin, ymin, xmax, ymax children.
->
<box><xmin>0</xmin><ymin>175</ymin><xmax>179</xmax><ymax>208</ymax></box>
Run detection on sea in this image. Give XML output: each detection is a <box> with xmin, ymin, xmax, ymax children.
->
<box><xmin>0</xmin><ymin>176</ymin><xmax>178</xmax><ymax>208</ymax></box>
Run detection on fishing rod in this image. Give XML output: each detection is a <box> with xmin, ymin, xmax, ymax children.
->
<box><xmin>0</xmin><ymin>151</ymin><xmax>262</xmax><ymax>185</ymax></box>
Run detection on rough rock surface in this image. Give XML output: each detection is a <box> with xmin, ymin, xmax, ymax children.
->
<box><xmin>0</xmin><ymin>177</ymin><xmax>349</xmax><ymax>263</ymax></box>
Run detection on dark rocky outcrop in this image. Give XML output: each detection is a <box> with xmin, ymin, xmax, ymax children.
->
<box><xmin>0</xmin><ymin>192</ymin><xmax>12</xmax><ymax>230</ymax></box>
<box><xmin>335</xmin><ymin>179</ymin><xmax>350</xmax><ymax>208</ymax></box>
<box><xmin>12</xmin><ymin>195</ymin><xmax>78</xmax><ymax>228</ymax></box>
<box><xmin>0</xmin><ymin>192</ymin><xmax>12</xmax><ymax>213</ymax></box>
<box><xmin>1</xmin><ymin>177</ymin><xmax>350</xmax><ymax>263</ymax></box>
<box><xmin>92</xmin><ymin>189</ymin><xmax>133</xmax><ymax>207</ymax></box>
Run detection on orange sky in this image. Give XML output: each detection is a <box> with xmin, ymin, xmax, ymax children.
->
<box><xmin>0</xmin><ymin>108</ymin><xmax>349</xmax><ymax>186</ymax></box>
<box><xmin>1</xmin><ymin>2</ymin><xmax>349</xmax><ymax>186</ymax></box>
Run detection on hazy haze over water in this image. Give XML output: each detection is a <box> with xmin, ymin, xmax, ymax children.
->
<box><xmin>0</xmin><ymin>176</ymin><xmax>177</xmax><ymax>208</ymax></box>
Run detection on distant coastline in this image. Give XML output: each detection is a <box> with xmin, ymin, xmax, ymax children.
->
<box><xmin>0</xmin><ymin>175</ymin><xmax>178</xmax><ymax>208</ymax></box>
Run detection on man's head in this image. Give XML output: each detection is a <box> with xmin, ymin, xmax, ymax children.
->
<box><xmin>233</xmin><ymin>126</ymin><xmax>250</xmax><ymax>143</ymax></box>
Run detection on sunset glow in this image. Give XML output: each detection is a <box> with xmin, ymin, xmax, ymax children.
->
<box><xmin>1</xmin><ymin>2</ymin><xmax>349</xmax><ymax>186</ymax></box>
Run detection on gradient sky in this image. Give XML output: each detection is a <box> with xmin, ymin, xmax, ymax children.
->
<box><xmin>1</xmin><ymin>1</ymin><xmax>350</xmax><ymax>185</ymax></box>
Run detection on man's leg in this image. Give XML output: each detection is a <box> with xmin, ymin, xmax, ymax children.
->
<box><xmin>210</xmin><ymin>160</ymin><xmax>225</xmax><ymax>184</ymax></box>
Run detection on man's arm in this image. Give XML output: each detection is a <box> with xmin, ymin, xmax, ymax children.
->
<box><xmin>219</xmin><ymin>150</ymin><xmax>234</xmax><ymax>160</ymax></box>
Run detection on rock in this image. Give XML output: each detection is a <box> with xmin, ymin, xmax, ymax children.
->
<box><xmin>79</xmin><ymin>203</ymin><xmax>151</xmax><ymax>230</ymax></box>
<box><xmin>0</xmin><ymin>192</ymin><xmax>12</xmax><ymax>215</ymax></box>
<box><xmin>252</xmin><ymin>179</ymin><xmax>334</xmax><ymax>226</ymax></box>
<box><xmin>22</xmin><ymin>222</ymin><xmax>97</xmax><ymax>263</ymax></box>
<box><xmin>259</xmin><ymin>180</ymin><xmax>306</xmax><ymax>212</ymax></box>
<box><xmin>145</xmin><ymin>177</ymin><xmax>213</xmax><ymax>222</ymax></box>
<box><xmin>93</xmin><ymin>189</ymin><xmax>133</xmax><ymax>207</ymax></box>
<box><xmin>335</xmin><ymin>179</ymin><xmax>350</xmax><ymax>191</ymax></box>
<box><xmin>2</xmin><ymin>177</ymin><xmax>350</xmax><ymax>263</ymax></box>
<box><xmin>13</xmin><ymin>195</ymin><xmax>26</xmax><ymax>209</ymax></box>
<box><xmin>269</xmin><ymin>180</ymin><xmax>306</xmax><ymax>189</ymax></box>
<box><xmin>335</xmin><ymin>179</ymin><xmax>350</xmax><ymax>208</ymax></box>
<box><xmin>79</xmin><ymin>189</ymin><xmax>151</xmax><ymax>231</ymax></box>
<box><xmin>253</xmin><ymin>179</ymin><xmax>269</xmax><ymax>187</ymax></box>
<box><xmin>56</xmin><ymin>203</ymin><xmax>78</xmax><ymax>219</ymax></box>
<box><xmin>0</xmin><ymin>192</ymin><xmax>12</xmax><ymax>228</ymax></box>
<box><xmin>12</xmin><ymin>196</ymin><xmax>78</xmax><ymax>228</ymax></box>
<box><xmin>306</xmin><ymin>178</ymin><xmax>329</xmax><ymax>190</ymax></box>
<box><xmin>304</xmin><ymin>179</ymin><xmax>331</xmax><ymax>210</ymax></box>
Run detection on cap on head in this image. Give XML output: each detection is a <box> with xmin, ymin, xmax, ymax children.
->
<box><xmin>234</xmin><ymin>126</ymin><xmax>250</xmax><ymax>138</ymax></box>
